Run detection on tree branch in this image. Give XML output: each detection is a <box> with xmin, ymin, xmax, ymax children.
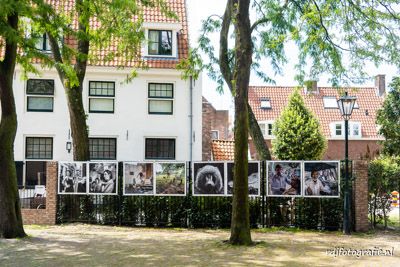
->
<box><xmin>219</xmin><ymin>0</ymin><xmax>233</xmax><ymax>90</ymax></box>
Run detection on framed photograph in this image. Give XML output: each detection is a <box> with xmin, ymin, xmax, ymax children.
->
<box><xmin>155</xmin><ymin>162</ymin><xmax>186</xmax><ymax>196</ymax></box>
<box><xmin>88</xmin><ymin>162</ymin><xmax>118</xmax><ymax>195</ymax></box>
<box><xmin>193</xmin><ymin>162</ymin><xmax>225</xmax><ymax>196</ymax></box>
<box><xmin>303</xmin><ymin>161</ymin><xmax>340</xmax><ymax>198</ymax></box>
<box><xmin>266</xmin><ymin>161</ymin><xmax>302</xmax><ymax>197</ymax></box>
<box><xmin>227</xmin><ymin>161</ymin><xmax>260</xmax><ymax>196</ymax></box>
<box><xmin>123</xmin><ymin>162</ymin><xmax>154</xmax><ymax>195</ymax></box>
<box><xmin>58</xmin><ymin>162</ymin><xmax>87</xmax><ymax>194</ymax></box>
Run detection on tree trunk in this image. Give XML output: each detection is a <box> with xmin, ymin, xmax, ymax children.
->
<box><xmin>248</xmin><ymin>103</ymin><xmax>271</xmax><ymax>160</ymax></box>
<box><xmin>229</xmin><ymin>0</ymin><xmax>253</xmax><ymax>245</ymax></box>
<box><xmin>0</xmin><ymin>12</ymin><xmax>26</xmax><ymax>239</ymax></box>
<box><xmin>49</xmin><ymin>0</ymin><xmax>90</xmax><ymax>161</ymax></box>
<box><xmin>66</xmin><ymin>84</ymin><xmax>90</xmax><ymax>161</ymax></box>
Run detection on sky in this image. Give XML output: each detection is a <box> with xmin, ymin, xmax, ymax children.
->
<box><xmin>185</xmin><ymin>0</ymin><xmax>400</xmax><ymax>111</ymax></box>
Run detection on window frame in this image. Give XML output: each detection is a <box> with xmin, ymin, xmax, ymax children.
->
<box><xmin>351</xmin><ymin>122</ymin><xmax>361</xmax><ymax>137</ymax></box>
<box><xmin>145</xmin><ymin>138</ymin><xmax>176</xmax><ymax>160</ymax></box>
<box><xmin>211</xmin><ymin>130</ymin><xmax>219</xmax><ymax>140</ymax></box>
<box><xmin>147</xmin><ymin>29</ymin><xmax>173</xmax><ymax>56</ymax></box>
<box><xmin>25</xmin><ymin>137</ymin><xmax>53</xmax><ymax>160</ymax></box>
<box><xmin>26</xmin><ymin>79</ymin><xmax>55</xmax><ymax>112</ymax></box>
<box><xmin>88</xmin><ymin>81</ymin><xmax>115</xmax><ymax>114</ymax></box>
<box><xmin>259</xmin><ymin>121</ymin><xmax>274</xmax><ymax>137</ymax></box>
<box><xmin>331</xmin><ymin>121</ymin><xmax>362</xmax><ymax>138</ymax></box>
<box><xmin>335</xmin><ymin>123</ymin><xmax>342</xmax><ymax>136</ymax></box>
<box><xmin>89</xmin><ymin>137</ymin><xmax>117</xmax><ymax>160</ymax></box>
<box><xmin>35</xmin><ymin>33</ymin><xmax>52</xmax><ymax>53</ymax></box>
<box><xmin>148</xmin><ymin>82</ymin><xmax>174</xmax><ymax>115</ymax></box>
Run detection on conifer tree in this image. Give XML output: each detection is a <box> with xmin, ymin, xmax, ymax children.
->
<box><xmin>273</xmin><ymin>90</ymin><xmax>326</xmax><ymax>160</ymax></box>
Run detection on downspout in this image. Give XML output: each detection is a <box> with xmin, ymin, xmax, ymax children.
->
<box><xmin>189</xmin><ymin>75</ymin><xmax>193</xmax><ymax>162</ymax></box>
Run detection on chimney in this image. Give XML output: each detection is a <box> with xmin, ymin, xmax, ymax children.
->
<box><xmin>304</xmin><ymin>80</ymin><xmax>318</xmax><ymax>94</ymax></box>
<box><xmin>375</xmin><ymin>75</ymin><xmax>386</xmax><ymax>97</ymax></box>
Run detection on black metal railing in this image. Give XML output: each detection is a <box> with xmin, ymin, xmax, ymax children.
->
<box><xmin>57</xmin><ymin>161</ymin><xmax>348</xmax><ymax>230</ymax></box>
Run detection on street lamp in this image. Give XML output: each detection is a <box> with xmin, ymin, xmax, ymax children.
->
<box><xmin>337</xmin><ymin>92</ymin><xmax>357</xmax><ymax>235</ymax></box>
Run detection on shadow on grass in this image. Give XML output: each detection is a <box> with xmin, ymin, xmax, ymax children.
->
<box><xmin>1</xmin><ymin>224</ymin><xmax>399</xmax><ymax>267</ymax></box>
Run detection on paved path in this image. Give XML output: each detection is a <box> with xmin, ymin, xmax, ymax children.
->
<box><xmin>0</xmin><ymin>224</ymin><xmax>399</xmax><ymax>267</ymax></box>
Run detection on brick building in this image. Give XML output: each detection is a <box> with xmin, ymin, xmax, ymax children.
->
<box><xmin>202</xmin><ymin>97</ymin><xmax>232</xmax><ymax>160</ymax></box>
<box><xmin>248</xmin><ymin>75</ymin><xmax>386</xmax><ymax>160</ymax></box>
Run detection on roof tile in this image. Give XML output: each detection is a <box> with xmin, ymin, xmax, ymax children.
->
<box><xmin>248</xmin><ymin>86</ymin><xmax>384</xmax><ymax>139</ymax></box>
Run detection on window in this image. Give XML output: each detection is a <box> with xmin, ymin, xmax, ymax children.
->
<box><xmin>148</xmin><ymin>83</ymin><xmax>173</xmax><ymax>115</ymax></box>
<box><xmin>89</xmin><ymin>81</ymin><xmax>115</xmax><ymax>113</ymax></box>
<box><xmin>145</xmin><ymin>138</ymin><xmax>175</xmax><ymax>160</ymax></box>
<box><xmin>26</xmin><ymin>79</ymin><xmax>54</xmax><ymax>112</ymax></box>
<box><xmin>148</xmin><ymin>30</ymin><xmax>173</xmax><ymax>56</ymax></box>
<box><xmin>260</xmin><ymin>98</ymin><xmax>271</xmax><ymax>109</ymax></box>
<box><xmin>331</xmin><ymin>122</ymin><xmax>361</xmax><ymax>137</ymax></box>
<box><xmin>259</xmin><ymin>124</ymin><xmax>266</xmax><ymax>136</ymax></box>
<box><xmin>335</xmin><ymin>123</ymin><xmax>342</xmax><ymax>136</ymax></box>
<box><xmin>35</xmin><ymin>33</ymin><xmax>51</xmax><ymax>52</ymax></box>
<box><xmin>352</xmin><ymin>123</ymin><xmax>361</xmax><ymax>137</ymax></box>
<box><xmin>211</xmin><ymin>130</ymin><xmax>219</xmax><ymax>140</ymax></box>
<box><xmin>267</xmin><ymin>123</ymin><xmax>273</xmax><ymax>136</ymax></box>
<box><xmin>15</xmin><ymin>161</ymin><xmax>24</xmax><ymax>189</ymax></box>
<box><xmin>25</xmin><ymin>161</ymin><xmax>47</xmax><ymax>187</ymax></box>
<box><xmin>89</xmin><ymin>138</ymin><xmax>117</xmax><ymax>160</ymax></box>
<box><xmin>259</xmin><ymin>122</ymin><xmax>274</xmax><ymax>137</ymax></box>
<box><xmin>25</xmin><ymin>137</ymin><xmax>53</xmax><ymax>159</ymax></box>
<box><xmin>323</xmin><ymin>96</ymin><xmax>338</xmax><ymax>108</ymax></box>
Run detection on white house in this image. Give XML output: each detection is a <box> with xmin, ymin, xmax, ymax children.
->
<box><xmin>10</xmin><ymin>0</ymin><xmax>202</xmax><ymax>188</ymax></box>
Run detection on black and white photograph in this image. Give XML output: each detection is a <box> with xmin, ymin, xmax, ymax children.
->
<box><xmin>303</xmin><ymin>161</ymin><xmax>340</xmax><ymax>197</ymax></box>
<box><xmin>193</xmin><ymin>162</ymin><xmax>225</xmax><ymax>196</ymax></box>
<box><xmin>88</xmin><ymin>162</ymin><xmax>118</xmax><ymax>195</ymax></box>
<box><xmin>58</xmin><ymin>162</ymin><xmax>87</xmax><ymax>194</ymax></box>
<box><xmin>155</xmin><ymin>162</ymin><xmax>186</xmax><ymax>196</ymax></box>
<box><xmin>267</xmin><ymin>161</ymin><xmax>302</xmax><ymax>197</ymax></box>
<box><xmin>123</xmin><ymin>162</ymin><xmax>154</xmax><ymax>195</ymax></box>
<box><xmin>227</xmin><ymin>162</ymin><xmax>260</xmax><ymax>196</ymax></box>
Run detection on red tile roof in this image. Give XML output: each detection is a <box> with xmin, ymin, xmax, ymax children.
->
<box><xmin>212</xmin><ymin>140</ymin><xmax>235</xmax><ymax>161</ymax></box>
<box><xmin>24</xmin><ymin>0</ymin><xmax>189</xmax><ymax>69</ymax></box>
<box><xmin>248</xmin><ymin>86</ymin><xmax>384</xmax><ymax>139</ymax></box>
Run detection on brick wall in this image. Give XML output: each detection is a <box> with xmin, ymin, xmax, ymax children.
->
<box><xmin>21</xmin><ymin>162</ymin><xmax>57</xmax><ymax>225</ymax></box>
<box><xmin>353</xmin><ymin>160</ymin><xmax>369</xmax><ymax>232</ymax></box>
<box><xmin>202</xmin><ymin>98</ymin><xmax>213</xmax><ymax>160</ymax></box>
<box><xmin>202</xmin><ymin>97</ymin><xmax>230</xmax><ymax>160</ymax></box>
<box><xmin>249</xmin><ymin>139</ymin><xmax>380</xmax><ymax>161</ymax></box>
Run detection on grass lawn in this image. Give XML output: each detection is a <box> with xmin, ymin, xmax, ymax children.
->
<box><xmin>0</xmin><ymin>224</ymin><xmax>399</xmax><ymax>267</ymax></box>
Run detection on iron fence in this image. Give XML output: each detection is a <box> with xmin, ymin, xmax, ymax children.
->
<box><xmin>57</xmin><ymin>161</ymin><xmax>348</xmax><ymax>230</ymax></box>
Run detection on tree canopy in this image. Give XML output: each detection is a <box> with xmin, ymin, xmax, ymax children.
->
<box><xmin>377</xmin><ymin>77</ymin><xmax>400</xmax><ymax>156</ymax></box>
<box><xmin>272</xmin><ymin>89</ymin><xmax>326</xmax><ymax>160</ymax></box>
<box><xmin>182</xmin><ymin>0</ymin><xmax>400</xmax><ymax>88</ymax></box>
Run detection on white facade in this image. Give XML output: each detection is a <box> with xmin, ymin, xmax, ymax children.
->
<box><xmin>12</xmin><ymin>66</ymin><xmax>202</xmax><ymax>162</ymax></box>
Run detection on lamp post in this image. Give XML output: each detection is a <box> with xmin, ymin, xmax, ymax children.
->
<box><xmin>337</xmin><ymin>92</ymin><xmax>357</xmax><ymax>235</ymax></box>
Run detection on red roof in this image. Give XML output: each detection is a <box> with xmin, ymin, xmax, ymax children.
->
<box><xmin>28</xmin><ymin>0</ymin><xmax>189</xmax><ymax>69</ymax></box>
<box><xmin>248</xmin><ymin>86</ymin><xmax>384</xmax><ymax>139</ymax></box>
<box><xmin>212</xmin><ymin>140</ymin><xmax>235</xmax><ymax>161</ymax></box>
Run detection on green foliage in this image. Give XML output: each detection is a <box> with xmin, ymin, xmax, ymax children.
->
<box><xmin>272</xmin><ymin>89</ymin><xmax>326</xmax><ymax>160</ymax></box>
<box><xmin>368</xmin><ymin>156</ymin><xmax>400</xmax><ymax>228</ymax></box>
<box><xmin>182</xmin><ymin>0</ymin><xmax>400</xmax><ymax>88</ymax></box>
<box><xmin>377</xmin><ymin>77</ymin><xmax>400</xmax><ymax>156</ymax></box>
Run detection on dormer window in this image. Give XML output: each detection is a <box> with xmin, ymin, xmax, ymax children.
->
<box><xmin>260</xmin><ymin>98</ymin><xmax>271</xmax><ymax>109</ymax></box>
<box><xmin>323</xmin><ymin>96</ymin><xmax>338</xmax><ymax>109</ymax></box>
<box><xmin>148</xmin><ymin>30</ymin><xmax>172</xmax><ymax>56</ymax></box>
<box><xmin>143</xmin><ymin>22</ymin><xmax>181</xmax><ymax>58</ymax></box>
